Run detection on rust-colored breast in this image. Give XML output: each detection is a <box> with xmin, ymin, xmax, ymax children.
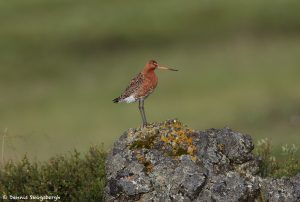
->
<box><xmin>137</xmin><ymin>71</ymin><xmax>158</xmax><ymax>98</ymax></box>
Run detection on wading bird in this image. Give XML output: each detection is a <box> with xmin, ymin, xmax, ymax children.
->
<box><xmin>113</xmin><ymin>60</ymin><xmax>178</xmax><ymax>126</ymax></box>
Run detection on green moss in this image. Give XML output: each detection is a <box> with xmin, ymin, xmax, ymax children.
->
<box><xmin>129</xmin><ymin>134</ymin><xmax>157</xmax><ymax>150</ymax></box>
<box><xmin>172</xmin><ymin>147</ymin><xmax>189</xmax><ymax>156</ymax></box>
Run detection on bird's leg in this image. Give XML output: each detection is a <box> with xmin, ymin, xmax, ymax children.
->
<box><xmin>141</xmin><ymin>99</ymin><xmax>148</xmax><ymax>126</ymax></box>
<box><xmin>138</xmin><ymin>100</ymin><xmax>145</xmax><ymax>126</ymax></box>
<box><xmin>139</xmin><ymin>99</ymin><xmax>147</xmax><ymax>126</ymax></box>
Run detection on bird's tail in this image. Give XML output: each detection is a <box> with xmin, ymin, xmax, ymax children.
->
<box><xmin>112</xmin><ymin>97</ymin><xmax>120</xmax><ymax>103</ymax></box>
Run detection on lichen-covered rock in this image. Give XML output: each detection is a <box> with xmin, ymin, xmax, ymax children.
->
<box><xmin>104</xmin><ymin>119</ymin><xmax>299</xmax><ymax>202</ymax></box>
<box><xmin>261</xmin><ymin>173</ymin><xmax>300</xmax><ymax>202</ymax></box>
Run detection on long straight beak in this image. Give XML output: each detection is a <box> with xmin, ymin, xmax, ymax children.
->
<box><xmin>157</xmin><ymin>66</ymin><xmax>178</xmax><ymax>71</ymax></box>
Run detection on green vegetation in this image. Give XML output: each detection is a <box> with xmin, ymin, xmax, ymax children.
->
<box><xmin>0</xmin><ymin>138</ymin><xmax>298</xmax><ymax>201</ymax></box>
<box><xmin>255</xmin><ymin>138</ymin><xmax>300</xmax><ymax>178</ymax></box>
<box><xmin>0</xmin><ymin>0</ymin><xmax>299</xmax><ymax>161</ymax></box>
<box><xmin>0</xmin><ymin>146</ymin><xmax>106</xmax><ymax>201</ymax></box>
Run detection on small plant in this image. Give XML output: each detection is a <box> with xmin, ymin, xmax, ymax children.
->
<box><xmin>255</xmin><ymin>138</ymin><xmax>277</xmax><ymax>178</ymax></box>
<box><xmin>255</xmin><ymin>138</ymin><xmax>300</xmax><ymax>178</ymax></box>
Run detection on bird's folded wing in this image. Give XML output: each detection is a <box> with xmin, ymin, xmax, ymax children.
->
<box><xmin>120</xmin><ymin>72</ymin><xmax>144</xmax><ymax>99</ymax></box>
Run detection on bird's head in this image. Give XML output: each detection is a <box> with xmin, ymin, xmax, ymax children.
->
<box><xmin>145</xmin><ymin>60</ymin><xmax>178</xmax><ymax>71</ymax></box>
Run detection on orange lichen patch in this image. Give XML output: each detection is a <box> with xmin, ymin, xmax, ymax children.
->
<box><xmin>217</xmin><ymin>144</ymin><xmax>225</xmax><ymax>153</ymax></box>
<box><xmin>129</xmin><ymin>119</ymin><xmax>198</xmax><ymax>165</ymax></box>
<box><xmin>159</xmin><ymin>120</ymin><xmax>197</xmax><ymax>159</ymax></box>
<box><xmin>187</xmin><ymin>145</ymin><xmax>197</xmax><ymax>155</ymax></box>
<box><xmin>170</xmin><ymin>119</ymin><xmax>183</xmax><ymax>130</ymax></box>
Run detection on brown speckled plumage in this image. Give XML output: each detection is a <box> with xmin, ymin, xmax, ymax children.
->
<box><xmin>113</xmin><ymin>73</ymin><xmax>144</xmax><ymax>103</ymax></box>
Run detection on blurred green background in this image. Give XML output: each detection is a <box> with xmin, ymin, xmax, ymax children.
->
<box><xmin>0</xmin><ymin>0</ymin><xmax>300</xmax><ymax>160</ymax></box>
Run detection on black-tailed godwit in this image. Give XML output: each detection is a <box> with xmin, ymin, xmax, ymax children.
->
<box><xmin>113</xmin><ymin>60</ymin><xmax>178</xmax><ymax>126</ymax></box>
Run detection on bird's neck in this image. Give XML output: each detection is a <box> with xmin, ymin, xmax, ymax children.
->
<box><xmin>143</xmin><ymin>68</ymin><xmax>155</xmax><ymax>76</ymax></box>
<box><xmin>143</xmin><ymin>68</ymin><xmax>158</xmax><ymax>88</ymax></box>
<box><xmin>143</xmin><ymin>68</ymin><xmax>157</xmax><ymax>78</ymax></box>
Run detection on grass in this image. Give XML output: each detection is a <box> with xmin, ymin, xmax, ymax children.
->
<box><xmin>0</xmin><ymin>0</ymin><xmax>299</xmax><ymax>160</ymax></box>
<box><xmin>255</xmin><ymin>138</ymin><xmax>300</xmax><ymax>178</ymax></box>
